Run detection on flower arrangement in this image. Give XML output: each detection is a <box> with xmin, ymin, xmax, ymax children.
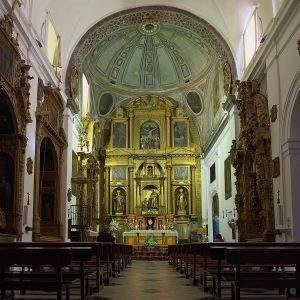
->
<box><xmin>145</xmin><ymin>234</ymin><xmax>158</xmax><ymax>249</ymax></box>
<box><xmin>142</xmin><ymin>209</ymin><xmax>159</xmax><ymax>217</ymax></box>
<box><xmin>125</xmin><ymin>221</ymin><xmax>134</xmax><ymax>231</ymax></box>
<box><xmin>110</xmin><ymin>219</ymin><xmax>120</xmax><ymax>233</ymax></box>
<box><xmin>167</xmin><ymin>221</ymin><xmax>176</xmax><ymax>231</ymax></box>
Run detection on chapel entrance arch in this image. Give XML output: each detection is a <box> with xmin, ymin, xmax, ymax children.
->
<box><xmin>283</xmin><ymin>82</ymin><xmax>300</xmax><ymax>241</ymax></box>
<box><xmin>0</xmin><ymin>93</ymin><xmax>23</xmax><ymax>236</ymax></box>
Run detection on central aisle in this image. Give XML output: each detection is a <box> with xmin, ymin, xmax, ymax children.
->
<box><xmin>100</xmin><ymin>260</ymin><xmax>208</xmax><ymax>300</ymax></box>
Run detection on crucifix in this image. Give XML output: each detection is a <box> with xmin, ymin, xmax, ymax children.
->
<box><xmin>26</xmin><ymin>192</ymin><xmax>30</xmax><ymax>205</ymax></box>
<box><xmin>10</xmin><ymin>0</ymin><xmax>23</xmax><ymax>16</ymax></box>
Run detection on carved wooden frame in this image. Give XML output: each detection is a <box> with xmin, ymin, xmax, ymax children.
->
<box><xmin>33</xmin><ymin>81</ymin><xmax>67</xmax><ymax>241</ymax></box>
<box><xmin>0</xmin><ymin>15</ymin><xmax>32</xmax><ymax>239</ymax></box>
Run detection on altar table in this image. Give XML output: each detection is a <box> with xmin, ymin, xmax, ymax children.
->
<box><xmin>123</xmin><ymin>230</ymin><xmax>178</xmax><ymax>246</ymax></box>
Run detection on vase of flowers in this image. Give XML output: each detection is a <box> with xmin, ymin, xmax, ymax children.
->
<box><xmin>144</xmin><ymin>234</ymin><xmax>158</xmax><ymax>250</ymax></box>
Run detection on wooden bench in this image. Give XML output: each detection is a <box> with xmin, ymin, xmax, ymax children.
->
<box><xmin>225</xmin><ymin>246</ymin><xmax>300</xmax><ymax>300</ymax></box>
<box><xmin>0</xmin><ymin>243</ymin><xmax>95</xmax><ymax>298</ymax></box>
<box><xmin>209</xmin><ymin>243</ymin><xmax>300</xmax><ymax>298</ymax></box>
<box><xmin>0</xmin><ymin>247</ymin><xmax>74</xmax><ymax>300</ymax></box>
<box><xmin>0</xmin><ymin>242</ymin><xmax>132</xmax><ymax>294</ymax></box>
<box><xmin>169</xmin><ymin>242</ymin><xmax>300</xmax><ymax>299</ymax></box>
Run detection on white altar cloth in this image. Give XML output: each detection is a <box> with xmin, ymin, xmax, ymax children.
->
<box><xmin>123</xmin><ymin>230</ymin><xmax>178</xmax><ymax>243</ymax></box>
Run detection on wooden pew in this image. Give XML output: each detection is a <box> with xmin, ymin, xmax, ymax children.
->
<box><xmin>0</xmin><ymin>242</ymin><xmax>132</xmax><ymax>292</ymax></box>
<box><xmin>0</xmin><ymin>247</ymin><xmax>73</xmax><ymax>300</ymax></box>
<box><xmin>225</xmin><ymin>246</ymin><xmax>300</xmax><ymax>300</ymax></box>
<box><xmin>209</xmin><ymin>243</ymin><xmax>300</xmax><ymax>298</ymax></box>
<box><xmin>169</xmin><ymin>242</ymin><xmax>300</xmax><ymax>298</ymax></box>
<box><xmin>0</xmin><ymin>242</ymin><xmax>132</xmax><ymax>298</ymax></box>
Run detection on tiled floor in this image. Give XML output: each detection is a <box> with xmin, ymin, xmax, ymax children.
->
<box><xmin>99</xmin><ymin>260</ymin><xmax>209</xmax><ymax>300</ymax></box>
<box><xmin>12</xmin><ymin>260</ymin><xmax>300</xmax><ymax>299</ymax></box>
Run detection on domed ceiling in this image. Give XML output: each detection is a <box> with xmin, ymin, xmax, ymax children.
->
<box><xmin>67</xmin><ymin>6</ymin><xmax>236</xmax><ymax>144</ymax></box>
<box><xmin>85</xmin><ymin>21</ymin><xmax>215</xmax><ymax>93</ymax></box>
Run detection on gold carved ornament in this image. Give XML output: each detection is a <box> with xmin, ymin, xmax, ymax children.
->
<box><xmin>0</xmin><ymin>13</ymin><xmax>33</xmax><ymax>239</ymax></box>
<box><xmin>230</xmin><ymin>81</ymin><xmax>275</xmax><ymax>242</ymax></box>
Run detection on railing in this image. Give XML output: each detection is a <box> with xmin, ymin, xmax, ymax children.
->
<box><xmin>68</xmin><ymin>205</ymin><xmax>96</xmax><ymax>230</ymax></box>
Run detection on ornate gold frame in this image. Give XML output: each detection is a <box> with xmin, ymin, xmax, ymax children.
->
<box><xmin>0</xmin><ymin>15</ymin><xmax>32</xmax><ymax>239</ymax></box>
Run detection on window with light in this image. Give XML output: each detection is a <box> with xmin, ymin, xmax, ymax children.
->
<box><xmin>46</xmin><ymin>18</ymin><xmax>61</xmax><ymax>74</ymax></box>
<box><xmin>82</xmin><ymin>74</ymin><xmax>91</xmax><ymax>115</ymax></box>
<box><xmin>243</xmin><ymin>10</ymin><xmax>258</xmax><ymax>68</ymax></box>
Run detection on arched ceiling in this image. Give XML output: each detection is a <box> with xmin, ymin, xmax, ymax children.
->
<box><xmin>71</xmin><ymin>6</ymin><xmax>235</xmax><ymax>95</ymax></box>
<box><xmin>28</xmin><ymin>0</ymin><xmax>255</xmax><ymax>79</ymax></box>
<box><xmin>66</xmin><ymin>6</ymin><xmax>237</xmax><ymax>145</ymax></box>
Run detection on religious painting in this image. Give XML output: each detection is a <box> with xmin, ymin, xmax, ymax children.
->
<box><xmin>112</xmin><ymin>166</ymin><xmax>127</xmax><ymax>181</ymax></box>
<box><xmin>0</xmin><ymin>31</ymin><xmax>13</xmax><ymax>84</ymax></box>
<box><xmin>141</xmin><ymin>186</ymin><xmax>159</xmax><ymax>211</ymax></box>
<box><xmin>112</xmin><ymin>122</ymin><xmax>127</xmax><ymax>148</ymax></box>
<box><xmin>112</xmin><ymin>188</ymin><xmax>126</xmax><ymax>215</ymax></box>
<box><xmin>140</xmin><ymin>121</ymin><xmax>160</xmax><ymax>149</ymax></box>
<box><xmin>210</xmin><ymin>163</ymin><xmax>216</xmax><ymax>183</ymax></box>
<box><xmin>224</xmin><ymin>156</ymin><xmax>232</xmax><ymax>199</ymax></box>
<box><xmin>174</xmin><ymin>122</ymin><xmax>188</xmax><ymax>147</ymax></box>
<box><xmin>174</xmin><ymin>166</ymin><xmax>190</xmax><ymax>181</ymax></box>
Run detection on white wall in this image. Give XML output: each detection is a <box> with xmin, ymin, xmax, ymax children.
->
<box><xmin>239</xmin><ymin>0</ymin><xmax>300</xmax><ymax>241</ymax></box>
<box><xmin>201</xmin><ymin>107</ymin><xmax>238</xmax><ymax>242</ymax></box>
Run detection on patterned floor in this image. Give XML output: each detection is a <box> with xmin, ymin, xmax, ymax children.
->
<box><xmin>11</xmin><ymin>260</ymin><xmax>300</xmax><ymax>299</ymax></box>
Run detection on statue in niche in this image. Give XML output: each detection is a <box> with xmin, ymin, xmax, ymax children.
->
<box><xmin>113</xmin><ymin>189</ymin><xmax>125</xmax><ymax>214</ymax></box>
<box><xmin>176</xmin><ymin>187</ymin><xmax>188</xmax><ymax>215</ymax></box>
<box><xmin>140</xmin><ymin>121</ymin><xmax>160</xmax><ymax>149</ymax></box>
<box><xmin>142</xmin><ymin>189</ymin><xmax>159</xmax><ymax>210</ymax></box>
<box><xmin>149</xmin><ymin>191</ymin><xmax>159</xmax><ymax>209</ymax></box>
<box><xmin>147</xmin><ymin>165</ymin><xmax>153</xmax><ymax>176</ymax></box>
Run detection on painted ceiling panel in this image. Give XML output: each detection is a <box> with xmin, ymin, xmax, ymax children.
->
<box><xmin>123</xmin><ymin>47</ymin><xmax>143</xmax><ymax>86</ymax></box>
<box><xmin>70</xmin><ymin>7</ymin><xmax>235</xmax><ymax>96</ymax></box>
<box><xmin>157</xmin><ymin>47</ymin><xmax>178</xmax><ymax>85</ymax></box>
<box><xmin>94</xmin><ymin>37</ymin><xmax>127</xmax><ymax>74</ymax></box>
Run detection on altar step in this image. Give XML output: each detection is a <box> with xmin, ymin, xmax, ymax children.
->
<box><xmin>132</xmin><ymin>246</ymin><xmax>169</xmax><ymax>260</ymax></box>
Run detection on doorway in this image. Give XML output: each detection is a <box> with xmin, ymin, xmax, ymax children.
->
<box><xmin>39</xmin><ymin>138</ymin><xmax>59</xmax><ymax>237</ymax></box>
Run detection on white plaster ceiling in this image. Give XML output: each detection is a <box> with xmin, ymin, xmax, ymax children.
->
<box><xmin>26</xmin><ymin>0</ymin><xmax>255</xmax><ymax>79</ymax></box>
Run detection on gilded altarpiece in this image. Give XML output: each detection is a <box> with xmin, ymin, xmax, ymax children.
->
<box><xmin>33</xmin><ymin>82</ymin><xmax>67</xmax><ymax>241</ymax></box>
<box><xmin>0</xmin><ymin>15</ymin><xmax>32</xmax><ymax>239</ymax></box>
<box><xmin>230</xmin><ymin>81</ymin><xmax>275</xmax><ymax>241</ymax></box>
<box><xmin>104</xmin><ymin>96</ymin><xmax>201</xmax><ymax>239</ymax></box>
